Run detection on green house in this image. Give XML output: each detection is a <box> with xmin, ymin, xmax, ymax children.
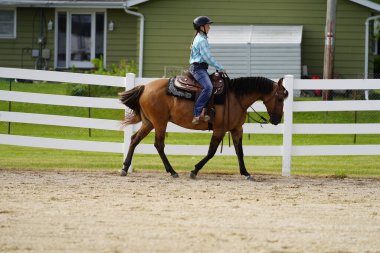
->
<box><xmin>0</xmin><ymin>0</ymin><xmax>139</xmax><ymax>72</ymax></box>
<box><xmin>0</xmin><ymin>0</ymin><xmax>379</xmax><ymax>78</ymax></box>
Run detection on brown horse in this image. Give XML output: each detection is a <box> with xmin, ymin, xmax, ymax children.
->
<box><xmin>119</xmin><ymin>75</ymin><xmax>288</xmax><ymax>180</ymax></box>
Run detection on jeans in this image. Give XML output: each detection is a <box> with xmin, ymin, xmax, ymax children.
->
<box><xmin>189</xmin><ymin>64</ymin><xmax>213</xmax><ymax>116</ymax></box>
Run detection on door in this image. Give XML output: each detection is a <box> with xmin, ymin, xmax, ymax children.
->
<box><xmin>56</xmin><ymin>11</ymin><xmax>105</xmax><ymax>69</ymax></box>
<box><xmin>70</xmin><ymin>14</ymin><xmax>92</xmax><ymax>68</ymax></box>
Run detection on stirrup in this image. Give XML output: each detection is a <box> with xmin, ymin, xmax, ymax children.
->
<box><xmin>203</xmin><ymin>115</ymin><xmax>210</xmax><ymax>122</ymax></box>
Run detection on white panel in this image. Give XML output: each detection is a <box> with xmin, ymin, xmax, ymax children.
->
<box><xmin>1</xmin><ymin>72</ymin><xmax>380</xmax><ymax>162</ymax></box>
<box><xmin>251</xmin><ymin>26</ymin><xmax>303</xmax><ymax>44</ymax></box>
<box><xmin>208</xmin><ymin>26</ymin><xmax>252</xmax><ymax>44</ymax></box>
<box><xmin>0</xmin><ymin>91</ymin><xmax>123</xmax><ymax>109</ymax></box>
<box><xmin>134</xmin><ymin>121</ymin><xmax>281</xmax><ymax>135</ymax></box>
<box><xmin>0</xmin><ymin>134</ymin><xmax>123</xmax><ymax>153</ymax></box>
<box><xmin>0</xmin><ymin>111</ymin><xmax>122</xmax><ymax>131</ymax></box>
<box><xmin>210</xmin><ymin>44</ymin><xmax>250</xmax><ymax>77</ymax></box>
<box><xmin>293</xmin><ymin>100</ymin><xmax>380</xmax><ymax>112</ymax></box>
<box><xmin>209</xmin><ymin>25</ymin><xmax>303</xmax><ymax>44</ymax></box>
<box><xmin>293</xmin><ymin>123</ymin><xmax>380</xmax><ymax>134</ymax></box>
<box><xmin>134</xmin><ymin>77</ymin><xmax>159</xmax><ymax>86</ymax></box>
<box><xmin>294</xmin><ymin>79</ymin><xmax>380</xmax><ymax>90</ymax></box>
<box><xmin>251</xmin><ymin>45</ymin><xmax>301</xmax><ymax>79</ymax></box>
<box><xmin>209</xmin><ymin>25</ymin><xmax>303</xmax><ymax>79</ymax></box>
<box><xmin>0</xmin><ymin>67</ymin><xmax>125</xmax><ymax>87</ymax></box>
<box><xmin>135</xmin><ymin>144</ymin><xmax>282</xmax><ymax>156</ymax></box>
<box><xmin>292</xmin><ymin>145</ymin><xmax>380</xmax><ymax>156</ymax></box>
<box><xmin>242</xmin><ymin>123</ymin><xmax>283</xmax><ymax>134</ymax></box>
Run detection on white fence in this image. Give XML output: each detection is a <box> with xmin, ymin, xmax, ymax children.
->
<box><xmin>0</xmin><ymin>67</ymin><xmax>380</xmax><ymax>176</ymax></box>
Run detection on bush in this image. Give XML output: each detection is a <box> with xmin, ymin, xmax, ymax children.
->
<box><xmin>91</xmin><ymin>56</ymin><xmax>137</xmax><ymax>77</ymax></box>
<box><xmin>70</xmin><ymin>84</ymin><xmax>89</xmax><ymax>96</ymax></box>
<box><xmin>68</xmin><ymin>57</ymin><xmax>136</xmax><ymax>97</ymax></box>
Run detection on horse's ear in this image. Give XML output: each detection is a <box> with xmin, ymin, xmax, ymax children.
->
<box><xmin>278</xmin><ymin>77</ymin><xmax>284</xmax><ymax>86</ymax></box>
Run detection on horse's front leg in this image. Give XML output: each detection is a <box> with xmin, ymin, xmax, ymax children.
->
<box><xmin>190</xmin><ymin>131</ymin><xmax>225</xmax><ymax>179</ymax></box>
<box><xmin>231</xmin><ymin>127</ymin><xmax>253</xmax><ymax>180</ymax></box>
<box><xmin>154</xmin><ymin>128</ymin><xmax>178</xmax><ymax>178</ymax></box>
<box><xmin>121</xmin><ymin>123</ymin><xmax>153</xmax><ymax>176</ymax></box>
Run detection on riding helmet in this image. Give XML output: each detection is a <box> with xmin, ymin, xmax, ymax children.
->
<box><xmin>193</xmin><ymin>16</ymin><xmax>213</xmax><ymax>30</ymax></box>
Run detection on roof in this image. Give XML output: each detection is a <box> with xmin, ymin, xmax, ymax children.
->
<box><xmin>349</xmin><ymin>0</ymin><xmax>380</xmax><ymax>11</ymax></box>
<box><xmin>0</xmin><ymin>0</ymin><xmax>127</xmax><ymax>8</ymax></box>
<box><xmin>1</xmin><ymin>0</ymin><xmax>379</xmax><ymax>11</ymax></box>
<box><xmin>125</xmin><ymin>0</ymin><xmax>148</xmax><ymax>8</ymax></box>
<box><xmin>208</xmin><ymin>25</ymin><xmax>303</xmax><ymax>45</ymax></box>
<box><xmin>126</xmin><ymin>0</ymin><xmax>380</xmax><ymax>11</ymax></box>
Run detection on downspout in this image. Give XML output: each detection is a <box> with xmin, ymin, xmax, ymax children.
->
<box><xmin>364</xmin><ymin>15</ymin><xmax>380</xmax><ymax>100</ymax></box>
<box><xmin>123</xmin><ymin>3</ymin><xmax>144</xmax><ymax>77</ymax></box>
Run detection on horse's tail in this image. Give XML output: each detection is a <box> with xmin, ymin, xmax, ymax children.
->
<box><xmin>119</xmin><ymin>85</ymin><xmax>145</xmax><ymax>125</ymax></box>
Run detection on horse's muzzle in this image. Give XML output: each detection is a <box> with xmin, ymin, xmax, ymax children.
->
<box><xmin>270</xmin><ymin>114</ymin><xmax>281</xmax><ymax>125</ymax></box>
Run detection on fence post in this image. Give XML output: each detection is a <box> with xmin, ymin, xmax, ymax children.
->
<box><xmin>123</xmin><ymin>73</ymin><xmax>136</xmax><ymax>172</ymax></box>
<box><xmin>282</xmin><ymin>75</ymin><xmax>294</xmax><ymax>176</ymax></box>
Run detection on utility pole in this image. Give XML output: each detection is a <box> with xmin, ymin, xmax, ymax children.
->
<box><xmin>323</xmin><ymin>0</ymin><xmax>337</xmax><ymax>100</ymax></box>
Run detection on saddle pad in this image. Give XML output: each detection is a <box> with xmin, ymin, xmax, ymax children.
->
<box><xmin>167</xmin><ymin>77</ymin><xmax>196</xmax><ymax>101</ymax></box>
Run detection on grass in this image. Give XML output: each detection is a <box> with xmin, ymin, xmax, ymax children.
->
<box><xmin>1</xmin><ymin>145</ymin><xmax>379</xmax><ymax>178</ymax></box>
<box><xmin>1</xmin><ymin>79</ymin><xmax>380</xmax><ymax>178</ymax></box>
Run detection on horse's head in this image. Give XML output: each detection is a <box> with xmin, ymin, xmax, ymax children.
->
<box><xmin>261</xmin><ymin>78</ymin><xmax>289</xmax><ymax>125</ymax></box>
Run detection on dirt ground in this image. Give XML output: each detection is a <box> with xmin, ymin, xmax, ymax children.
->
<box><xmin>0</xmin><ymin>170</ymin><xmax>379</xmax><ymax>253</ymax></box>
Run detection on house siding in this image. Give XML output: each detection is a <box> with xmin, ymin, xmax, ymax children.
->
<box><xmin>136</xmin><ymin>0</ymin><xmax>375</xmax><ymax>78</ymax></box>
<box><xmin>106</xmin><ymin>9</ymin><xmax>138</xmax><ymax>69</ymax></box>
<box><xmin>0</xmin><ymin>7</ymin><xmax>55</xmax><ymax>69</ymax></box>
<box><xmin>0</xmin><ymin>8</ymin><xmax>138</xmax><ymax>71</ymax></box>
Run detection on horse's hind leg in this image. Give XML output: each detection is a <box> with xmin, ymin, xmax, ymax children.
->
<box><xmin>231</xmin><ymin>127</ymin><xmax>253</xmax><ymax>180</ymax></box>
<box><xmin>154</xmin><ymin>127</ymin><xmax>178</xmax><ymax>178</ymax></box>
<box><xmin>121</xmin><ymin>123</ymin><xmax>153</xmax><ymax>176</ymax></box>
<box><xmin>190</xmin><ymin>131</ymin><xmax>225</xmax><ymax>179</ymax></box>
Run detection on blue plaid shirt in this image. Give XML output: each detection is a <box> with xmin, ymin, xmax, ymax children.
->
<box><xmin>189</xmin><ymin>32</ymin><xmax>224</xmax><ymax>71</ymax></box>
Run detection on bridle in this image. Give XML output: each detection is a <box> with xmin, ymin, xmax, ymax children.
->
<box><xmin>262</xmin><ymin>84</ymin><xmax>279</xmax><ymax>105</ymax></box>
<box><xmin>241</xmin><ymin>84</ymin><xmax>281</xmax><ymax>125</ymax></box>
<box><xmin>221</xmin><ymin>78</ymin><xmax>280</xmax><ymax>151</ymax></box>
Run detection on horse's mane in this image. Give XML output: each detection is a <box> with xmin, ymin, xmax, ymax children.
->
<box><xmin>228</xmin><ymin>76</ymin><xmax>274</xmax><ymax>98</ymax></box>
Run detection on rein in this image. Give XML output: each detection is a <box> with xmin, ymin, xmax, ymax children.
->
<box><xmin>220</xmin><ymin>72</ymin><xmax>231</xmax><ymax>153</ymax></box>
<box><xmin>237</xmin><ymin>83</ymin><xmax>279</xmax><ymax>126</ymax></box>
<box><xmin>256</xmin><ymin>84</ymin><xmax>279</xmax><ymax>124</ymax></box>
<box><xmin>248</xmin><ymin>107</ymin><xmax>270</xmax><ymax>125</ymax></box>
<box><xmin>220</xmin><ymin>75</ymin><xmax>278</xmax><ymax>152</ymax></box>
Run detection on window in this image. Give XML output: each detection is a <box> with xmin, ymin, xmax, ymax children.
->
<box><xmin>0</xmin><ymin>9</ymin><xmax>16</xmax><ymax>39</ymax></box>
<box><xmin>56</xmin><ymin>11</ymin><xmax>105</xmax><ymax>68</ymax></box>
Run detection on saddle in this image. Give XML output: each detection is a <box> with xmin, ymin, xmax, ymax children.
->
<box><xmin>174</xmin><ymin>71</ymin><xmax>224</xmax><ymax>95</ymax></box>
<box><xmin>169</xmin><ymin>71</ymin><xmax>226</xmax><ymax>127</ymax></box>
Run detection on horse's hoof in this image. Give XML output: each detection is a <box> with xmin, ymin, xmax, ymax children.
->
<box><xmin>120</xmin><ymin>170</ymin><xmax>128</xmax><ymax>177</ymax></box>
<box><xmin>190</xmin><ymin>172</ymin><xmax>197</xmax><ymax>179</ymax></box>
<box><xmin>245</xmin><ymin>175</ymin><xmax>254</xmax><ymax>181</ymax></box>
<box><xmin>171</xmin><ymin>173</ymin><xmax>179</xmax><ymax>178</ymax></box>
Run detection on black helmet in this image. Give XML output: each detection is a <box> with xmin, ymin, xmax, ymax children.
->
<box><xmin>193</xmin><ymin>16</ymin><xmax>213</xmax><ymax>30</ymax></box>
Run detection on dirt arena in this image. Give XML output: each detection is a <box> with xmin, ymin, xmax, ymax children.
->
<box><xmin>0</xmin><ymin>170</ymin><xmax>379</xmax><ymax>253</ymax></box>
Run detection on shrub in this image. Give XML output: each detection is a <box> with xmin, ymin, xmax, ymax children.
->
<box><xmin>68</xmin><ymin>84</ymin><xmax>89</xmax><ymax>97</ymax></box>
<box><xmin>68</xmin><ymin>57</ymin><xmax>137</xmax><ymax>97</ymax></box>
<box><xmin>91</xmin><ymin>56</ymin><xmax>137</xmax><ymax>77</ymax></box>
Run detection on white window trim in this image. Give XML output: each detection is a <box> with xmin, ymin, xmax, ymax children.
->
<box><xmin>54</xmin><ymin>9</ymin><xmax>107</xmax><ymax>69</ymax></box>
<box><xmin>0</xmin><ymin>8</ymin><xmax>17</xmax><ymax>39</ymax></box>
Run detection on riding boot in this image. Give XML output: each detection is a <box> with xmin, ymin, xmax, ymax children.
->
<box><xmin>192</xmin><ymin>116</ymin><xmax>200</xmax><ymax>125</ymax></box>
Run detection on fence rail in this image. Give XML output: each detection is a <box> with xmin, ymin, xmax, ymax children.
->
<box><xmin>1</xmin><ymin>67</ymin><xmax>380</xmax><ymax>176</ymax></box>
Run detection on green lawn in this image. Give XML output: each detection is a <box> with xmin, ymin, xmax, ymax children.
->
<box><xmin>1</xmin><ymin>79</ymin><xmax>379</xmax><ymax>178</ymax></box>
